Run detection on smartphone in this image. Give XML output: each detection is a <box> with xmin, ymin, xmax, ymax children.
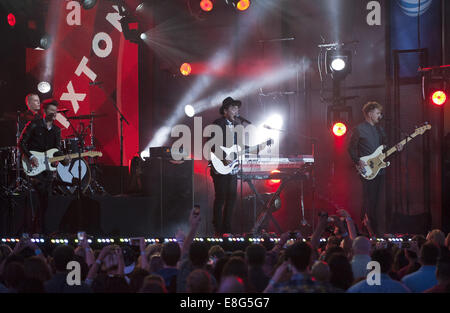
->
<box><xmin>130</xmin><ymin>237</ymin><xmax>141</xmax><ymax>246</ymax></box>
<box><xmin>283</xmin><ymin>239</ymin><xmax>295</xmax><ymax>249</ymax></box>
<box><xmin>77</xmin><ymin>231</ymin><xmax>85</xmax><ymax>241</ymax></box>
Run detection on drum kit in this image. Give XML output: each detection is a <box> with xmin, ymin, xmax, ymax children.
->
<box><xmin>0</xmin><ymin>111</ymin><xmax>107</xmax><ymax>196</ymax></box>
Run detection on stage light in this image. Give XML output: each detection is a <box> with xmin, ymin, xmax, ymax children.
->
<box><xmin>79</xmin><ymin>0</ymin><xmax>97</xmax><ymax>10</ymax></box>
<box><xmin>136</xmin><ymin>3</ymin><xmax>145</xmax><ymax>11</ymax></box>
<box><xmin>265</xmin><ymin>114</ymin><xmax>283</xmax><ymax>130</ymax></box>
<box><xmin>184</xmin><ymin>104</ymin><xmax>195</xmax><ymax>117</ymax></box>
<box><xmin>140</xmin><ymin>33</ymin><xmax>147</xmax><ymax>40</ymax></box>
<box><xmin>431</xmin><ymin>90</ymin><xmax>447</xmax><ymax>106</ymax></box>
<box><xmin>180</xmin><ymin>63</ymin><xmax>192</xmax><ymax>76</ymax></box>
<box><xmin>200</xmin><ymin>0</ymin><xmax>214</xmax><ymax>12</ymax></box>
<box><xmin>7</xmin><ymin>13</ymin><xmax>16</xmax><ymax>27</ymax></box>
<box><xmin>332</xmin><ymin>122</ymin><xmax>347</xmax><ymax>137</ymax></box>
<box><xmin>37</xmin><ymin>81</ymin><xmax>51</xmax><ymax>94</ymax></box>
<box><xmin>236</xmin><ymin>0</ymin><xmax>251</xmax><ymax>11</ymax></box>
<box><xmin>270</xmin><ymin>169</ymin><xmax>281</xmax><ymax>184</ymax></box>
<box><xmin>39</xmin><ymin>34</ymin><xmax>51</xmax><ymax>49</ymax></box>
<box><xmin>226</xmin><ymin>0</ymin><xmax>251</xmax><ymax>11</ymax></box>
<box><xmin>326</xmin><ymin>50</ymin><xmax>352</xmax><ymax>80</ymax></box>
<box><xmin>331</xmin><ymin>58</ymin><xmax>346</xmax><ymax>71</ymax></box>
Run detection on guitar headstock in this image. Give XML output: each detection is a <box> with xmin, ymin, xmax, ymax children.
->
<box><xmin>413</xmin><ymin>123</ymin><xmax>432</xmax><ymax>136</ymax></box>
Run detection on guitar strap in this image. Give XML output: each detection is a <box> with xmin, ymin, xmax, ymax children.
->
<box><xmin>376</xmin><ymin>125</ymin><xmax>387</xmax><ymax>147</ymax></box>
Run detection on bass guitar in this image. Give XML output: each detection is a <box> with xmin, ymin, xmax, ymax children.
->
<box><xmin>358</xmin><ymin>124</ymin><xmax>431</xmax><ymax>180</ymax></box>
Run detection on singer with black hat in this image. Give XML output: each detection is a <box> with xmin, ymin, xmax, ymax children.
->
<box><xmin>209</xmin><ymin>96</ymin><xmax>243</xmax><ymax>236</ymax></box>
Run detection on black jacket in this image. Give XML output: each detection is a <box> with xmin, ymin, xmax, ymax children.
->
<box><xmin>18</xmin><ymin>118</ymin><xmax>62</xmax><ymax>158</ymax></box>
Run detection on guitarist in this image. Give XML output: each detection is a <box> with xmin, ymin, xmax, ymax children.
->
<box><xmin>209</xmin><ymin>97</ymin><xmax>243</xmax><ymax>236</ymax></box>
<box><xmin>18</xmin><ymin>99</ymin><xmax>69</xmax><ymax>233</ymax></box>
<box><xmin>348</xmin><ymin>101</ymin><xmax>403</xmax><ymax>235</ymax></box>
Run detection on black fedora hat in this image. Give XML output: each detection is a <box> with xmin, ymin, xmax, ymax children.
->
<box><xmin>219</xmin><ymin>96</ymin><xmax>241</xmax><ymax>115</ymax></box>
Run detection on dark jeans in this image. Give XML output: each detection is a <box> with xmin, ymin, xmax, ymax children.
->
<box><xmin>361</xmin><ymin>174</ymin><xmax>384</xmax><ymax>235</ymax></box>
<box><xmin>27</xmin><ymin>171</ymin><xmax>53</xmax><ymax>234</ymax></box>
<box><xmin>211</xmin><ymin>171</ymin><xmax>237</xmax><ymax>234</ymax></box>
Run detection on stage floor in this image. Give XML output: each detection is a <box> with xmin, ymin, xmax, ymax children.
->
<box><xmin>0</xmin><ymin>193</ymin><xmax>191</xmax><ymax>237</ymax></box>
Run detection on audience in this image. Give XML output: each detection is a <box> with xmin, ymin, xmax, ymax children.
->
<box><xmin>156</xmin><ymin>241</ymin><xmax>181</xmax><ymax>293</ymax></box>
<box><xmin>350</xmin><ymin>236</ymin><xmax>371</xmax><ymax>280</ymax></box>
<box><xmin>186</xmin><ymin>269</ymin><xmax>213</xmax><ymax>293</ymax></box>
<box><xmin>347</xmin><ymin>248</ymin><xmax>410</xmax><ymax>293</ymax></box>
<box><xmin>311</xmin><ymin>261</ymin><xmax>330</xmax><ymax>283</ymax></box>
<box><xmin>328</xmin><ymin>253</ymin><xmax>354</xmax><ymax>291</ymax></box>
<box><xmin>401</xmin><ymin>242</ymin><xmax>439</xmax><ymax>292</ymax></box>
<box><xmin>245</xmin><ymin>244</ymin><xmax>270</xmax><ymax>292</ymax></box>
<box><xmin>1</xmin><ymin>208</ymin><xmax>448</xmax><ymax>294</ymax></box>
<box><xmin>424</xmin><ymin>250</ymin><xmax>450</xmax><ymax>293</ymax></box>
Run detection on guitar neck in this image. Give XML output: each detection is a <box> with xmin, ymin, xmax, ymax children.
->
<box><xmin>50</xmin><ymin>152</ymin><xmax>92</xmax><ymax>162</ymax></box>
<box><xmin>385</xmin><ymin>134</ymin><xmax>416</xmax><ymax>158</ymax></box>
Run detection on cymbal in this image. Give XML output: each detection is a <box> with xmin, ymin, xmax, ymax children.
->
<box><xmin>2</xmin><ymin>111</ymin><xmax>36</xmax><ymax>122</ymax></box>
<box><xmin>67</xmin><ymin>113</ymin><xmax>107</xmax><ymax>120</ymax></box>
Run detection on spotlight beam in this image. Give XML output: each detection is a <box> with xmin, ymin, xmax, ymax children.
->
<box><xmin>144</xmin><ymin>1</ymin><xmax>276</xmax><ymax>151</ymax></box>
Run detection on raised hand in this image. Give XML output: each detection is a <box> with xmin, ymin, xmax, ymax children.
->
<box><xmin>336</xmin><ymin>209</ymin><xmax>351</xmax><ymax>219</ymax></box>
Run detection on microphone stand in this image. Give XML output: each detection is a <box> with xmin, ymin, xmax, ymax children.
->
<box><xmin>110</xmin><ymin>102</ymin><xmax>129</xmax><ymax>195</ymax></box>
<box><xmin>89</xmin><ymin>82</ymin><xmax>129</xmax><ymax>194</ymax></box>
<box><xmin>61</xmin><ymin>112</ymin><xmax>89</xmax><ymax>231</ymax></box>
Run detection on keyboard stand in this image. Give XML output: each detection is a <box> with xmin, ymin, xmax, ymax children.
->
<box><xmin>244</xmin><ymin>178</ymin><xmax>283</xmax><ymax>234</ymax></box>
<box><xmin>250</xmin><ymin>167</ymin><xmax>312</xmax><ymax>235</ymax></box>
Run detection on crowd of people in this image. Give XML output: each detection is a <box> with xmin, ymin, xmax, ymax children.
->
<box><xmin>0</xmin><ymin>208</ymin><xmax>449</xmax><ymax>293</ymax></box>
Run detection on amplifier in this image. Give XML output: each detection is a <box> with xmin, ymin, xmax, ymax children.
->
<box><xmin>149</xmin><ymin>146</ymin><xmax>188</xmax><ymax>159</ymax></box>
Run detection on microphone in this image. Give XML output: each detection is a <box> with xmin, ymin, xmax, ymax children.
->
<box><xmin>89</xmin><ymin>81</ymin><xmax>103</xmax><ymax>86</ymax></box>
<box><xmin>263</xmin><ymin>124</ymin><xmax>285</xmax><ymax>132</ymax></box>
<box><xmin>57</xmin><ymin>109</ymin><xmax>69</xmax><ymax>113</ymax></box>
<box><xmin>236</xmin><ymin>115</ymin><xmax>251</xmax><ymax>124</ymax></box>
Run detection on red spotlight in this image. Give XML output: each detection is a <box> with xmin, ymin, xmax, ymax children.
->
<box><xmin>270</xmin><ymin>169</ymin><xmax>281</xmax><ymax>184</ymax></box>
<box><xmin>200</xmin><ymin>0</ymin><xmax>213</xmax><ymax>12</ymax></box>
<box><xmin>180</xmin><ymin>63</ymin><xmax>192</xmax><ymax>76</ymax></box>
<box><xmin>332</xmin><ymin>122</ymin><xmax>347</xmax><ymax>137</ymax></box>
<box><xmin>7</xmin><ymin>13</ymin><xmax>16</xmax><ymax>27</ymax></box>
<box><xmin>236</xmin><ymin>0</ymin><xmax>251</xmax><ymax>11</ymax></box>
<box><xmin>431</xmin><ymin>90</ymin><xmax>447</xmax><ymax>106</ymax></box>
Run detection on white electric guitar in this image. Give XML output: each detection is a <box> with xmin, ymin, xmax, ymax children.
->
<box><xmin>210</xmin><ymin>139</ymin><xmax>274</xmax><ymax>175</ymax></box>
<box><xmin>358</xmin><ymin>124</ymin><xmax>431</xmax><ymax>180</ymax></box>
<box><xmin>22</xmin><ymin>148</ymin><xmax>102</xmax><ymax>176</ymax></box>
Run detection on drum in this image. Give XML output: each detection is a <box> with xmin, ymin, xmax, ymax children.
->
<box><xmin>0</xmin><ymin>146</ymin><xmax>18</xmax><ymax>169</ymax></box>
<box><xmin>61</xmin><ymin>138</ymin><xmax>83</xmax><ymax>154</ymax></box>
<box><xmin>56</xmin><ymin>158</ymin><xmax>91</xmax><ymax>194</ymax></box>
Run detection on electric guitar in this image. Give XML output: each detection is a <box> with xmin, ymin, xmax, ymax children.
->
<box><xmin>210</xmin><ymin>139</ymin><xmax>274</xmax><ymax>175</ymax></box>
<box><xmin>358</xmin><ymin>124</ymin><xmax>431</xmax><ymax>180</ymax></box>
<box><xmin>22</xmin><ymin>148</ymin><xmax>102</xmax><ymax>177</ymax></box>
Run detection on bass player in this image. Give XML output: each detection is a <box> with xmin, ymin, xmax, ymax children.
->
<box><xmin>347</xmin><ymin>101</ymin><xmax>403</xmax><ymax>235</ymax></box>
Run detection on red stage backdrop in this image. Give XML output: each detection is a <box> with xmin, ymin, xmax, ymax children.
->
<box><xmin>26</xmin><ymin>0</ymin><xmax>139</xmax><ymax>166</ymax></box>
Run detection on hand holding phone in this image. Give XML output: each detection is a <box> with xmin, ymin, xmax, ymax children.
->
<box><xmin>77</xmin><ymin>231</ymin><xmax>86</xmax><ymax>241</ymax></box>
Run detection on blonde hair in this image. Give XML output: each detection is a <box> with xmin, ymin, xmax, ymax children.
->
<box><xmin>362</xmin><ymin>101</ymin><xmax>383</xmax><ymax>117</ymax></box>
<box><xmin>25</xmin><ymin>93</ymin><xmax>39</xmax><ymax>106</ymax></box>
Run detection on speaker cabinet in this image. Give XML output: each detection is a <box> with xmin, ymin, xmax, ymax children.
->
<box><xmin>142</xmin><ymin>158</ymin><xmax>193</xmax><ymax>236</ymax></box>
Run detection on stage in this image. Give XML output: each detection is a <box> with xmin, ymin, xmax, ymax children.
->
<box><xmin>0</xmin><ymin>193</ymin><xmax>193</xmax><ymax>237</ymax></box>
